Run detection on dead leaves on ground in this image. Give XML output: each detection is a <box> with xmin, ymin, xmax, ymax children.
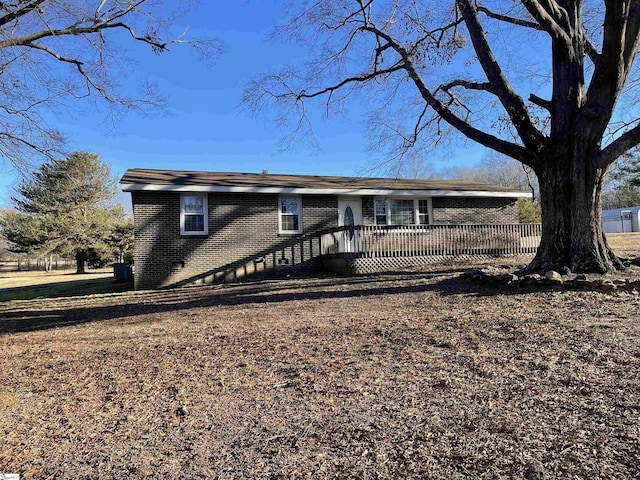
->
<box><xmin>1</xmin><ymin>272</ymin><xmax>639</xmax><ymax>479</ymax></box>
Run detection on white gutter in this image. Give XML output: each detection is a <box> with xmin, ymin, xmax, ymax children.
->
<box><xmin>121</xmin><ymin>183</ymin><xmax>532</xmax><ymax>198</ymax></box>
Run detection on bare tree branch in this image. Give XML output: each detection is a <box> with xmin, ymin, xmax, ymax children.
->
<box><xmin>598</xmin><ymin>120</ymin><xmax>640</xmax><ymax>168</ymax></box>
<box><xmin>529</xmin><ymin>93</ymin><xmax>553</xmax><ymax>111</ymax></box>
<box><xmin>0</xmin><ymin>0</ymin><xmax>46</xmax><ymax>28</ymax></box>
<box><xmin>295</xmin><ymin>64</ymin><xmax>407</xmax><ymax>100</ymax></box>
<box><xmin>521</xmin><ymin>0</ymin><xmax>572</xmax><ymax>42</ymax></box>
<box><xmin>0</xmin><ymin>0</ymin><xmax>222</xmax><ymax>169</ymax></box>
<box><xmin>583</xmin><ymin>1</ymin><xmax>640</xmax><ymax>144</ymax></box>
<box><xmin>478</xmin><ymin>3</ymin><xmax>600</xmax><ymax>65</ymax></box>
<box><xmin>477</xmin><ymin>4</ymin><xmax>543</xmax><ymax>30</ymax></box>
<box><xmin>457</xmin><ymin>0</ymin><xmax>545</xmax><ymax>152</ymax></box>
<box><xmin>437</xmin><ymin>79</ymin><xmax>493</xmax><ymax>94</ymax></box>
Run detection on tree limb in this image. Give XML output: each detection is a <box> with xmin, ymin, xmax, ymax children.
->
<box><xmin>0</xmin><ymin>0</ymin><xmax>46</xmax><ymax>28</ymax></box>
<box><xmin>597</xmin><ymin>120</ymin><xmax>640</xmax><ymax>168</ymax></box>
<box><xmin>437</xmin><ymin>79</ymin><xmax>493</xmax><ymax>94</ymax></box>
<box><xmin>23</xmin><ymin>41</ymin><xmax>112</xmax><ymax>101</ymax></box>
<box><xmin>457</xmin><ymin>0</ymin><xmax>545</xmax><ymax>152</ymax></box>
<box><xmin>295</xmin><ymin>64</ymin><xmax>406</xmax><ymax>100</ymax></box>
<box><xmin>583</xmin><ymin>1</ymin><xmax>640</xmax><ymax>143</ymax></box>
<box><xmin>477</xmin><ymin>4</ymin><xmax>544</xmax><ymax>30</ymax></box>
<box><xmin>521</xmin><ymin>0</ymin><xmax>572</xmax><ymax>42</ymax></box>
<box><xmin>477</xmin><ymin>3</ymin><xmax>600</xmax><ymax>65</ymax></box>
<box><xmin>529</xmin><ymin>93</ymin><xmax>553</xmax><ymax>111</ymax></box>
<box><xmin>0</xmin><ymin>19</ymin><xmax>166</xmax><ymax>52</ymax></box>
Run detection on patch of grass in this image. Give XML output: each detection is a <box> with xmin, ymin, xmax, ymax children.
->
<box><xmin>0</xmin><ymin>269</ymin><xmax>132</xmax><ymax>302</ymax></box>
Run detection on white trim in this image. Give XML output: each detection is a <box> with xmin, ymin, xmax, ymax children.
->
<box><xmin>122</xmin><ymin>183</ymin><xmax>531</xmax><ymax>198</ymax></box>
<box><xmin>278</xmin><ymin>195</ymin><xmax>303</xmax><ymax>234</ymax></box>
<box><xmin>180</xmin><ymin>193</ymin><xmax>208</xmax><ymax>236</ymax></box>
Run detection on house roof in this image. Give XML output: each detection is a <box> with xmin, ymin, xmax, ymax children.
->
<box><xmin>120</xmin><ymin>168</ymin><xmax>531</xmax><ymax>198</ymax></box>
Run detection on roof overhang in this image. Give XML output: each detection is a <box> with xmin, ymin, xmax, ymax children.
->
<box><xmin>121</xmin><ymin>183</ymin><xmax>532</xmax><ymax>198</ymax></box>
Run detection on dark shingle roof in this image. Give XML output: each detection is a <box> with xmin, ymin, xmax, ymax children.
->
<box><xmin>120</xmin><ymin>168</ymin><xmax>526</xmax><ymax>193</ymax></box>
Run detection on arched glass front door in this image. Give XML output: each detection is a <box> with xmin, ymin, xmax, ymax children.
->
<box><xmin>344</xmin><ymin>206</ymin><xmax>355</xmax><ymax>226</ymax></box>
<box><xmin>344</xmin><ymin>206</ymin><xmax>355</xmax><ymax>241</ymax></box>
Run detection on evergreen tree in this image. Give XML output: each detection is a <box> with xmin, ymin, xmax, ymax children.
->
<box><xmin>0</xmin><ymin>152</ymin><xmax>125</xmax><ymax>273</ymax></box>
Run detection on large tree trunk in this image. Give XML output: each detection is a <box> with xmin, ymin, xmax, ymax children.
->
<box><xmin>75</xmin><ymin>250</ymin><xmax>86</xmax><ymax>274</ymax></box>
<box><xmin>524</xmin><ymin>155</ymin><xmax>626</xmax><ymax>274</ymax></box>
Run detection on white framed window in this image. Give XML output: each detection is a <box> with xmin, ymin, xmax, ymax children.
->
<box><xmin>389</xmin><ymin>199</ymin><xmax>415</xmax><ymax>225</ymax></box>
<box><xmin>279</xmin><ymin>195</ymin><xmax>303</xmax><ymax>234</ymax></box>
<box><xmin>180</xmin><ymin>193</ymin><xmax>208</xmax><ymax>235</ymax></box>
<box><xmin>374</xmin><ymin>198</ymin><xmax>387</xmax><ymax>226</ymax></box>
<box><xmin>374</xmin><ymin>197</ymin><xmax>432</xmax><ymax>226</ymax></box>
<box><xmin>417</xmin><ymin>199</ymin><xmax>431</xmax><ymax>225</ymax></box>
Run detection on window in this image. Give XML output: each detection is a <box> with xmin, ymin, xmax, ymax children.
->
<box><xmin>343</xmin><ymin>206</ymin><xmax>355</xmax><ymax>226</ymax></box>
<box><xmin>417</xmin><ymin>199</ymin><xmax>430</xmax><ymax>225</ymax></box>
<box><xmin>181</xmin><ymin>194</ymin><xmax>208</xmax><ymax>235</ymax></box>
<box><xmin>389</xmin><ymin>199</ymin><xmax>415</xmax><ymax>225</ymax></box>
<box><xmin>374</xmin><ymin>198</ymin><xmax>387</xmax><ymax>225</ymax></box>
<box><xmin>374</xmin><ymin>197</ymin><xmax>432</xmax><ymax>226</ymax></box>
<box><xmin>279</xmin><ymin>195</ymin><xmax>302</xmax><ymax>233</ymax></box>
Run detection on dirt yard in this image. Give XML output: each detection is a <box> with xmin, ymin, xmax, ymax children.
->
<box><xmin>607</xmin><ymin>232</ymin><xmax>640</xmax><ymax>258</ymax></box>
<box><xmin>1</xmin><ymin>262</ymin><xmax>640</xmax><ymax>479</ymax></box>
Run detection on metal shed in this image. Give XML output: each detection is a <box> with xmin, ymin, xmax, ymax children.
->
<box><xmin>602</xmin><ymin>206</ymin><xmax>640</xmax><ymax>233</ymax></box>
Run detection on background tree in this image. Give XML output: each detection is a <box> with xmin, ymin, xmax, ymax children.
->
<box><xmin>441</xmin><ymin>152</ymin><xmax>541</xmax><ymax>223</ymax></box>
<box><xmin>0</xmin><ymin>210</ymin><xmax>51</xmax><ymax>266</ymax></box>
<box><xmin>0</xmin><ymin>151</ymin><xmax>126</xmax><ymax>273</ymax></box>
<box><xmin>107</xmin><ymin>220</ymin><xmax>135</xmax><ymax>264</ymax></box>
<box><xmin>442</xmin><ymin>152</ymin><xmax>539</xmax><ymax>199</ymax></box>
<box><xmin>245</xmin><ymin>0</ymin><xmax>640</xmax><ymax>273</ymax></box>
<box><xmin>601</xmin><ymin>151</ymin><xmax>640</xmax><ymax>209</ymax></box>
<box><xmin>86</xmin><ymin>219</ymin><xmax>134</xmax><ymax>267</ymax></box>
<box><xmin>0</xmin><ymin>0</ymin><xmax>221</xmax><ymax>170</ymax></box>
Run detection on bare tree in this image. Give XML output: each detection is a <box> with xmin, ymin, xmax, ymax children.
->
<box><xmin>244</xmin><ymin>0</ymin><xmax>640</xmax><ymax>274</ymax></box>
<box><xmin>442</xmin><ymin>152</ymin><xmax>539</xmax><ymax>199</ymax></box>
<box><xmin>0</xmin><ymin>0</ymin><xmax>222</xmax><ymax>170</ymax></box>
<box><xmin>369</xmin><ymin>148</ymin><xmax>441</xmax><ymax>179</ymax></box>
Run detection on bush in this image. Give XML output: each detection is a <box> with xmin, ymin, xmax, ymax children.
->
<box><xmin>518</xmin><ymin>198</ymin><xmax>542</xmax><ymax>223</ymax></box>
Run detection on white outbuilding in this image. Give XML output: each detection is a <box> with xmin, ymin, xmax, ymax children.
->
<box><xmin>602</xmin><ymin>206</ymin><xmax>640</xmax><ymax>233</ymax></box>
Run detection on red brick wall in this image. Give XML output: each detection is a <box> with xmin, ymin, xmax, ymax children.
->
<box><xmin>132</xmin><ymin>192</ymin><xmax>337</xmax><ymax>289</ymax></box>
<box><xmin>432</xmin><ymin>197</ymin><xmax>518</xmax><ymax>224</ymax></box>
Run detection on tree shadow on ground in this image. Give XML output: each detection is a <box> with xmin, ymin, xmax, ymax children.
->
<box><xmin>0</xmin><ymin>276</ymin><xmax>132</xmax><ymax>302</ymax></box>
<box><xmin>0</xmin><ymin>271</ymin><xmax>475</xmax><ymax>334</ymax></box>
<box><xmin>4</xmin><ymin>266</ymin><xmax>621</xmax><ymax>336</ymax></box>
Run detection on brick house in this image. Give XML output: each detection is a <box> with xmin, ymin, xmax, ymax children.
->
<box><xmin>121</xmin><ymin>169</ymin><xmax>532</xmax><ymax>289</ymax></box>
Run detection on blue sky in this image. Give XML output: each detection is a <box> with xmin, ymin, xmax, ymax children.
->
<box><xmin>0</xmin><ymin>0</ymin><xmax>486</xmax><ymax>206</ymax></box>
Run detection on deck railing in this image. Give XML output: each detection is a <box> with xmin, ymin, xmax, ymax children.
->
<box><xmin>320</xmin><ymin>224</ymin><xmax>542</xmax><ymax>257</ymax></box>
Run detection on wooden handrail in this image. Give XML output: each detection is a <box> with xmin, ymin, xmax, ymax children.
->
<box><xmin>320</xmin><ymin>224</ymin><xmax>542</xmax><ymax>257</ymax></box>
